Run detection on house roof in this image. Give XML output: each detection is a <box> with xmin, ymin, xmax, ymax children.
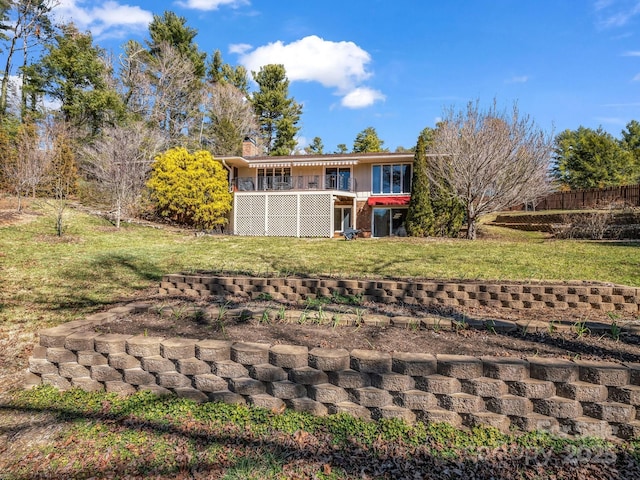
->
<box><xmin>219</xmin><ymin>151</ymin><xmax>414</xmax><ymax>168</ymax></box>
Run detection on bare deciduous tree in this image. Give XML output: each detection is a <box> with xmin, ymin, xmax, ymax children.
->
<box><xmin>203</xmin><ymin>82</ymin><xmax>258</xmax><ymax>155</ymax></box>
<box><xmin>428</xmin><ymin>100</ymin><xmax>554</xmax><ymax>239</ymax></box>
<box><xmin>82</xmin><ymin>122</ymin><xmax>164</xmax><ymax>228</ymax></box>
<box><xmin>1</xmin><ymin>122</ymin><xmax>50</xmax><ymax>211</ymax></box>
<box><xmin>121</xmin><ymin>41</ymin><xmax>203</xmax><ymax>145</ymax></box>
<box><xmin>28</xmin><ymin>118</ymin><xmax>78</xmax><ymax>236</ymax></box>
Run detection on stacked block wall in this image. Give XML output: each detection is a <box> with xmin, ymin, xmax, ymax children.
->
<box><xmin>26</xmin><ymin>302</ymin><xmax>640</xmax><ymax>439</ymax></box>
<box><xmin>160</xmin><ymin>274</ymin><xmax>640</xmax><ymax>314</ymax></box>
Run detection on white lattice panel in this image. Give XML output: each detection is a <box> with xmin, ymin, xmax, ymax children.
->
<box><xmin>266</xmin><ymin>194</ymin><xmax>298</xmax><ymax>236</ymax></box>
<box><xmin>234</xmin><ymin>192</ymin><xmax>334</xmax><ymax>237</ymax></box>
<box><xmin>235</xmin><ymin>195</ymin><xmax>266</xmax><ymax>236</ymax></box>
<box><xmin>299</xmin><ymin>194</ymin><xmax>332</xmax><ymax>237</ymax></box>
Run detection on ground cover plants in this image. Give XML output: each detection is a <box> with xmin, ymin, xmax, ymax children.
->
<box><xmin>3</xmin><ymin>386</ymin><xmax>640</xmax><ymax>479</ymax></box>
<box><xmin>1</xmin><ymin>199</ymin><xmax>640</xmax><ymax>478</ymax></box>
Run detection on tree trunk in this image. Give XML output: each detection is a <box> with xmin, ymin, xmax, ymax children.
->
<box><xmin>0</xmin><ymin>34</ymin><xmax>18</xmax><ymax>117</ymax></box>
<box><xmin>466</xmin><ymin>220</ymin><xmax>477</xmax><ymax>240</ymax></box>
<box><xmin>466</xmin><ymin>208</ymin><xmax>477</xmax><ymax>240</ymax></box>
<box><xmin>115</xmin><ymin>199</ymin><xmax>121</xmax><ymax>229</ymax></box>
<box><xmin>56</xmin><ymin>210</ymin><xmax>63</xmax><ymax>236</ymax></box>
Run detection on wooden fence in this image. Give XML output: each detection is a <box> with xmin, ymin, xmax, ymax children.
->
<box><xmin>534</xmin><ymin>184</ymin><xmax>640</xmax><ymax>211</ymax></box>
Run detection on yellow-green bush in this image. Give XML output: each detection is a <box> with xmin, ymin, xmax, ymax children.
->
<box><xmin>147</xmin><ymin>147</ymin><xmax>232</xmax><ymax>229</ymax></box>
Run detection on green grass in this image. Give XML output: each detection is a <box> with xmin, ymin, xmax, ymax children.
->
<box><xmin>1</xmin><ymin>386</ymin><xmax>634</xmax><ymax>479</ymax></box>
<box><xmin>2</xmin><ymin>207</ymin><xmax>640</xmax><ymax>478</ymax></box>
<box><xmin>1</xmin><ymin>206</ymin><xmax>639</xmax><ymax>330</ymax></box>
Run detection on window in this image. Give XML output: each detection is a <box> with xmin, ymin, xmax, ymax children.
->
<box><xmin>325</xmin><ymin>167</ymin><xmax>351</xmax><ymax>191</ymax></box>
<box><xmin>372</xmin><ymin>208</ymin><xmax>408</xmax><ymax>237</ymax></box>
<box><xmin>257</xmin><ymin>167</ymin><xmax>291</xmax><ymax>190</ymax></box>
<box><xmin>372</xmin><ymin>164</ymin><xmax>411</xmax><ymax>194</ymax></box>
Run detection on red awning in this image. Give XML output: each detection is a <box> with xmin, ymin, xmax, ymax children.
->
<box><xmin>367</xmin><ymin>195</ymin><xmax>411</xmax><ymax>206</ymax></box>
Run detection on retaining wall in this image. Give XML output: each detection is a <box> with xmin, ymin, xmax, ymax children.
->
<box><xmin>26</xmin><ymin>301</ymin><xmax>640</xmax><ymax>439</ymax></box>
<box><xmin>160</xmin><ymin>274</ymin><xmax>640</xmax><ymax>314</ymax></box>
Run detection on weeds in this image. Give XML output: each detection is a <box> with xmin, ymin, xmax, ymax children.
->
<box><xmin>215</xmin><ymin>302</ymin><xmax>230</xmax><ymax>336</ymax></box>
<box><xmin>609</xmin><ymin>322</ymin><xmax>622</xmax><ymax>342</ymax></box>
<box><xmin>170</xmin><ymin>304</ymin><xmax>189</xmax><ymax>321</ymax></box>
<box><xmin>192</xmin><ymin>309</ymin><xmax>208</xmax><ymax>325</ymax></box>
<box><xmin>305</xmin><ymin>296</ymin><xmax>331</xmax><ymax>309</ymax></box>
<box><xmin>315</xmin><ymin>306</ymin><xmax>326</xmax><ymax>324</ymax></box>
<box><xmin>453</xmin><ymin>317</ymin><xmax>468</xmax><ymax>334</ymax></box>
<box><xmin>6</xmin><ymin>385</ymin><xmax>632</xmax><ymax>479</ymax></box>
<box><xmin>573</xmin><ymin>320</ymin><xmax>590</xmax><ymax>338</ymax></box>
<box><xmin>432</xmin><ymin>317</ymin><xmax>442</xmax><ymax>333</ymax></box>
<box><xmin>330</xmin><ymin>291</ymin><xmax>363</xmax><ymax>306</ymax></box>
<box><xmin>260</xmin><ymin>308</ymin><xmax>272</xmax><ymax>325</ymax></box>
<box><xmin>485</xmin><ymin>319</ymin><xmax>497</xmax><ymax>335</ymax></box>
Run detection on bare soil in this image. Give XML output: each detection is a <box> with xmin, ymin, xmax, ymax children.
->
<box><xmin>98</xmin><ymin>296</ymin><xmax>640</xmax><ymax>364</ymax></box>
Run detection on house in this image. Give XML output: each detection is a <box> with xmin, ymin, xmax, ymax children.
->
<box><xmin>219</xmin><ymin>140</ymin><xmax>414</xmax><ymax>238</ymax></box>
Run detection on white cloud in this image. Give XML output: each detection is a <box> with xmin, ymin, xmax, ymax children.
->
<box><xmin>237</xmin><ymin>35</ymin><xmax>384</xmax><ymax>108</ymax></box>
<box><xmin>229</xmin><ymin>43</ymin><xmax>252</xmax><ymax>55</ymax></box>
<box><xmin>633</xmin><ymin>73</ymin><xmax>640</xmax><ymax>81</ymax></box>
<box><xmin>622</xmin><ymin>50</ymin><xmax>640</xmax><ymax>56</ymax></box>
<box><xmin>341</xmin><ymin>87</ymin><xmax>385</xmax><ymax>109</ymax></box>
<box><xmin>595</xmin><ymin>116</ymin><xmax>628</xmax><ymax>125</ymax></box>
<box><xmin>594</xmin><ymin>0</ymin><xmax>640</xmax><ymax>28</ymax></box>
<box><xmin>505</xmin><ymin>75</ymin><xmax>529</xmax><ymax>84</ymax></box>
<box><xmin>55</xmin><ymin>0</ymin><xmax>152</xmax><ymax>39</ymax></box>
<box><xmin>176</xmin><ymin>0</ymin><xmax>250</xmax><ymax>11</ymax></box>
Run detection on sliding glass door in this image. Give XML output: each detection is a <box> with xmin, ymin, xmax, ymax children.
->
<box><xmin>372</xmin><ymin>208</ymin><xmax>407</xmax><ymax>237</ymax></box>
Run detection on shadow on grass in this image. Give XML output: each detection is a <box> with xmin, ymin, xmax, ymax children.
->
<box><xmin>2</xmin><ymin>253</ymin><xmax>168</xmax><ymax>324</ymax></box>
<box><xmin>1</xmin><ymin>393</ymin><xmax>636</xmax><ymax>479</ymax></box>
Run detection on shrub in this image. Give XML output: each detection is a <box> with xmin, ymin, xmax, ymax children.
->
<box><xmin>147</xmin><ymin>147</ymin><xmax>232</xmax><ymax>230</ymax></box>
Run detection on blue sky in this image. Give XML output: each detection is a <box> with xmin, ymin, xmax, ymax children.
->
<box><xmin>43</xmin><ymin>0</ymin><xmax>640</xmax><ymax>151</ymax></box>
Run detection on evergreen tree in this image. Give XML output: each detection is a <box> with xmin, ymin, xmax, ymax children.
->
<box><xmin>430</xmin><ymin>179</ymin><xmax>465</xmax><ymax>237</ymax></box>
<box><xmin>251</xmin><ymin>64</ymin><xmax>301</xmax><ymax>156</ymax></box>
<box><xmin>147</xmin><ymin>11</ymin><xmax>206</xmax><ymax>79</ymax></box>
<box><xmin>553</xmin><ymin>126</ymin><xmax>638</xmax><ymax>189</ymax></box>
<box><xmin>31</xmin><ymin>23</ymin><xmax>125</xmax><ymax>137</ymax></box>
<box><xmin>405</xmin><ymin>133</ymin><xmax>434</xmax><ymax>237</ymax></box>
<box><xmin>147</xmin><ymin>147</ymin><xmax>232</xmax><ymax>230</ymax></box>
<box><xmin>352</xmin><ymin>126</ymin><xmax>387</xmax><ymax>153</ymax></box>
<box><xmin>207</xmin><ymin>49</ymin><xmax>248</xmax><ymax>94</ymax></box>
<box><xmin>335</xmin><ymin>143</ymin><xmax>348</xmax><ymax>154</ymax></box>
<box><xmin>305</xmin><ymin>136</ymin><xmax>324</xmax><ymax>154</ymax></box>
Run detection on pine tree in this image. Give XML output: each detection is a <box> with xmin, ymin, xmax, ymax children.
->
<box><xmin>352</xmin><ymin>126</ymin><xmax>387</xmax><ymax>153</ymax></box>
<box><xmin>251</xmin><ymin>64</ymin><xmax>301</xmax><ymax>156</ymax></box>
<box><xmin>405</xmin><ymin>134</ymin><xmax>434</xmax><ymax>236</ymax></box>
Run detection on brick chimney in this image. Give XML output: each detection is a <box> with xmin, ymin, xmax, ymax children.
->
<box><xmin>242</xmin><ymin>137</ymin><xmax>260</xmax><ymax>157</ymax></box>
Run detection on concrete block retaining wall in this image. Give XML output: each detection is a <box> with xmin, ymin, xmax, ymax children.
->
<box><xmin>160</xmin><ymin>274</ymin><xmax>640</xmax><ymax>314</ymax></box>
<box><xmin>26</xmin><ymin>301</ymin><xmax>640</xmax><ymax>439</ymax></box>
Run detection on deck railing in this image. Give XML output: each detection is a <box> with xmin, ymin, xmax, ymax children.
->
<box><xmin>234</xmin><ymin>175</ymin><xmax>354</xmax><ymax>192</ymax></box>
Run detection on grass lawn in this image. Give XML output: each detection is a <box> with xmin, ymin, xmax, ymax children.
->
<box><xmin>2</xmin><ymin>204</ymin><xmax>640</xmax><ymax>479</ymax></box>
<box><xmin>1</xmin><ymin>205</ymin><xmax>639</xmax><ymax>331</ymax></box>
